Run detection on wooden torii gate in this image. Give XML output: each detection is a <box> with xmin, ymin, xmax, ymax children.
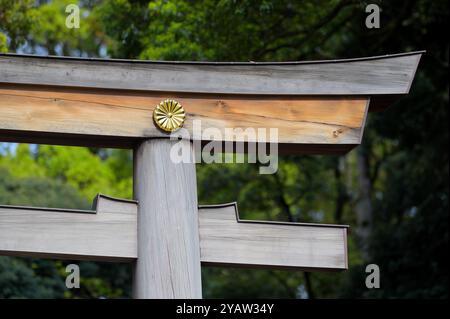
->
<box><xmin>0</xmin><ymin>52</ymin><xmax>422</xmax><ymax>298</ymax></box>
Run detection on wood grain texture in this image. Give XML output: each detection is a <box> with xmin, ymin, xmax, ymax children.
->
<box><xmin>0</xmin><ymin>52</ymin><xmax>422</xmax><ymax>99</ymax></box>
<box><xmin>0</xmin><ymin>196</ymin><xmax>348</xmax><ymax>271</ymax></box>
<box><xmin>132</xmin><ymin>139</ymin><xmax>202</xmax><ymax>299</ymax></box>
<box><xmin>198</xmin><ymin>203</ymin><xmax>348</xmax><ymax>271</ymax></box>
<box><xmin>0</xmin><ymin>84</ymin><xmax>368</xmax><ymax>153</ymax></box>
<box><xmin>0</xmin><ymin>194</ymin><xmax>137</xmax><ymax>262</ymax></box>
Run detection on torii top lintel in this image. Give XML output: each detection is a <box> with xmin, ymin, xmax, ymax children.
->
<box><xmin>0</xmin><ymin>51</ymin><xmax>423</xmax><ymax>153</ymax></box>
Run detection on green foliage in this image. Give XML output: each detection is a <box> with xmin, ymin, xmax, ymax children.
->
<box><xmin>30</xmin><ymin>0</ymin><xmax>106</xmax><ymax>56</ymax></box>
<box><xmin>61</xmin><ymin>261</ymin><xmax>132</xmax><ymax>299</ymax></box>
<box><xmin>0</xmin><ymin>0</ymin><xmax>448</xmax><ymax>299</ymax></box>
<box><xmin>0</xmin><ymin>257</ymin><xmax>65</xmax><ymax>299</ymax></box>
<box><xmin>0</xmin><ymin>168</ymin><xmax>82</xmax><ymax>298</ymax></box>
<box><xmin>203</xmin><ymin>268</ymin><xmax>303</xmax><ymax>298</ymax></box>
<box><xmin>0</xmin><ymin>168</ymin><xmax>132</xmax><ymax>298</ymax></box>
<box><xmin>0</xmin><ymin>0</ymin><xmax>37</xmax><ymax>51</ymax></box>
<box><xmin>0</xmin><ymin>32</ymin><xmax>7</xmax><ymax>52</ymax></box>
<box><xmin>96</xmin><ymin>0</ymin><xmax>357</xmax><ymax>61</ymax></box>
<box><xmin>0</xmin><ymin>167</ymin><xmax>87</xmax><ymax>208</ymax></box>
<box><xmin>0</xmin><ymin>145</ymin><xmax>133</xmax><ymax>200</ymax></box>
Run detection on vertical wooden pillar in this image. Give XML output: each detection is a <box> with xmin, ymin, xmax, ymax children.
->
<box><xmin>132</xmin><ymin>139</ymin><xmax>202</xmax><ymax>299</ymax></box>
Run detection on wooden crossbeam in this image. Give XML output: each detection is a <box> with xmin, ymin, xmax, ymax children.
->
<box><xmin>0</xmin><ymin>52</ymin><xmax>421</xmax><ymax>297</ymax></box>
<box><xmin>0</xmin><ymin>52</ymin><xmax>421</xmax><ymax>98</ymax></box>
<box><xmin>0</xmin><ymin>84</ymin><xmax>368</xmax><ymax>153</ymax></box>
<box><xmin>0</xmin><ymin>52</ymin><xmax>422</xmax><ymax>153</ymax></box>
<box><xmin>0</xmin><ymin>195</ymin><xmax>137</xmax><ymax>262</ymax></box>
<box><xmin>199</xmin><ymin>203</ymin><xmax>347</xmax><ymax>271</ymax></box>
<box><xmin>0</xmin><ymin>196</ymin><xmax>347</xmax><ymax>271</ymax></box>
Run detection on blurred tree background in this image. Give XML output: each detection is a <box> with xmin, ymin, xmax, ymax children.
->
<box><xmin>0</xmin><ymin>0</ymin><xmax>448</xmax><ymax>298</ymax></box>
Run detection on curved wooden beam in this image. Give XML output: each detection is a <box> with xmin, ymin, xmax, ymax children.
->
<box><xmin>0</xmin><ymin>52</ymin><xmax>422</xmax><ymax>153</ymax></box>
<box><xmin>0</xmin><ymin>52</ymin><xmax>422</xmax><ymax>99</ymax></box>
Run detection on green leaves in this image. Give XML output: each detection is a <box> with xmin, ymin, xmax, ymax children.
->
<box><xmin>0</xmin><ymin>0</ymin><xmax>447</xmax><ymax>299</ymax></box>
<box><xmin>0</xmin><ymin>0</ymin><xmax>37</xmax><ymax>51</ymax></box>
<box><xmin>0</xmin><ymin>145</ymin><xmax>133</xmax><ymax>201</ymax></box>
<box><xmin>0</xmin><ymin>32</ymin><xmax>7</xmax><ymax>52</ymax></box>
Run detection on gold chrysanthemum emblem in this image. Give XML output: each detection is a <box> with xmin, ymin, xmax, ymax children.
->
<box><xmin>153</xmin><ymin>99</ymin><xmax>185</xmax><ymax>132</ymax></box>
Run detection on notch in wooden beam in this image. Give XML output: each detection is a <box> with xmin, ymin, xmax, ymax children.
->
<box><xmin>198</xmin><ymin>203</ymin><xmax>348</xmax><ymax>271</ymax></box>
<box><xmin>0</xmin><ymin>198</ymin><xmax>347</xmax><ymax>271</ymax></box>
<box><xmin>0</xmin><ymin>194</ymin><xmax>137</xmax><ymax>262</ymax></box>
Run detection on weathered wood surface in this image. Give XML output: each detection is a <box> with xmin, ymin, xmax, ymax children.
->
<box><xmin>0</xmin><ymin>195</ymin><xmax>347</xmax><ymax>270</ymax></box>
<box><xmin>132</xmin><ymin>139</ymin><xmax>202</xmax><ymax>299</ymax></box>
<box><xmin>198</xmin><ymin>203</ymin><xmax>348</xmax><ymax>270</ymax></box>
<box><xmin>0</xmin><ymin>194</ymin><xmax>137</xmax><ymax>262</ymax></box>
<box><xmin>0</xmin><ymin>84</ymin><xmax>368</xmax><ymax>153</ymax></box>
<box><xmin>0</xmin><ymin>52</ymin><xmax>422</xmax><ymax>99</ymax></box>
<box><xmin>0</xmin><ymin>52</ymin><xmax>422</xmax><ymax>152</ymax></box>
